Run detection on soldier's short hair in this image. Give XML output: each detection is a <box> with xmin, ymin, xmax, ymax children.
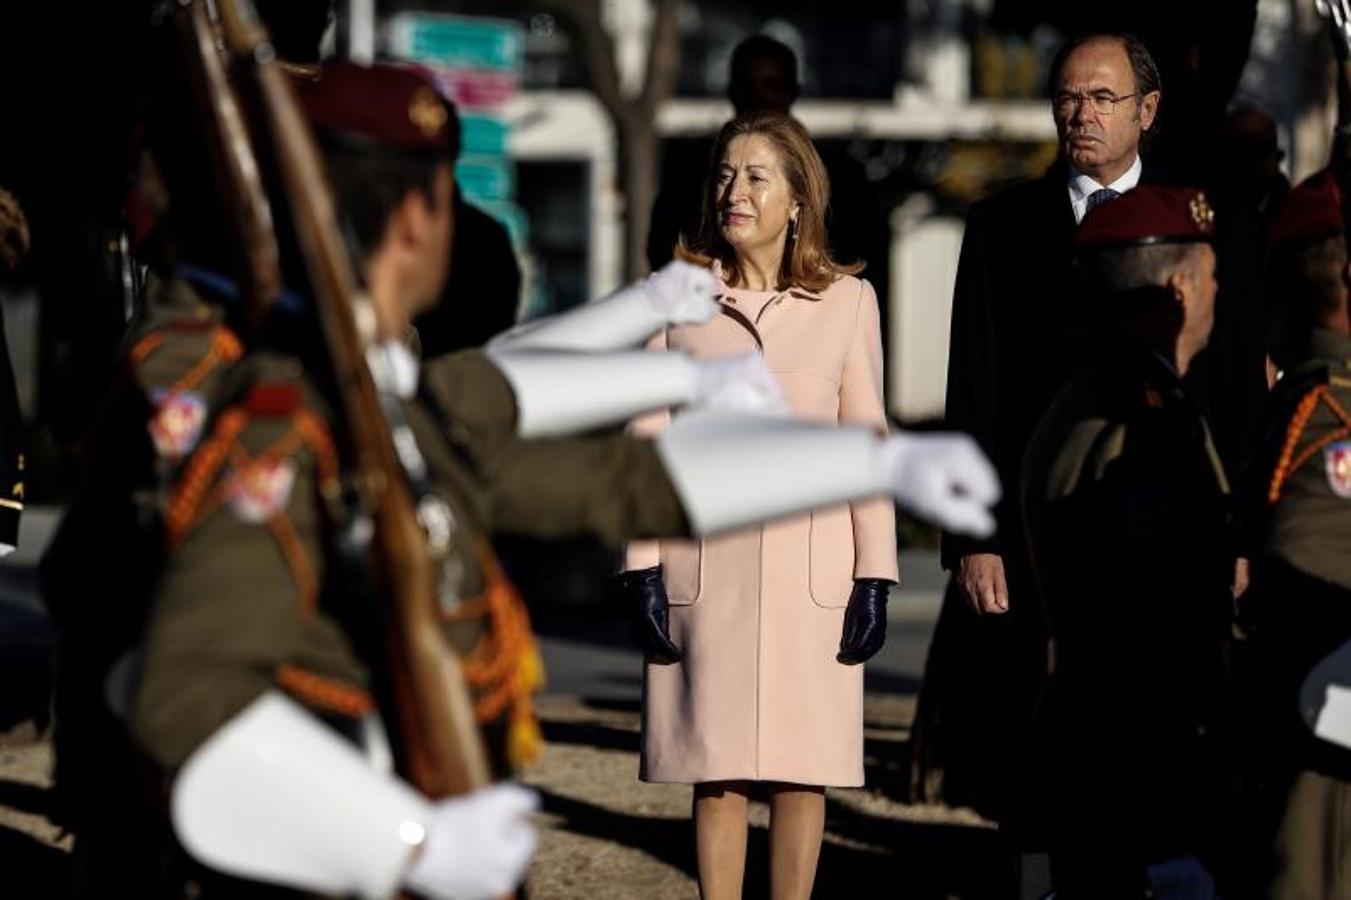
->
<box><xmin>319</xmin><ymin>141</ymin><xmax>445</xmax><ymax>260</ymax></box>
<box><xmin>1081</xmin><ymin>242</ymin><xmax>1204</xmax><ymax>296</ymax></box>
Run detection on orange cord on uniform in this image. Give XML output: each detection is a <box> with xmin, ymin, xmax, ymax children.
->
<box><xmin>1268</xmin><ymin>384</ymin><xmax>1351</xmax><ymax>503</ymax></box>
<box><xmin>444</xmin><ymin>544</ymin><xmax>545</xmax><ymax>769</ymax></box>
<box><xmin>166</xmin><ymin>408</ymin><xmax>249</xmax><ymax>546</ymax></box>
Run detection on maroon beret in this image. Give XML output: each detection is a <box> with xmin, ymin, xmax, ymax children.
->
<box><xmin>1075</xmin><ymin>185</ymin><xmax>1217</xmax><ymax>251</ymax></box>
<box><xmin>1269</xmin><ymin>169</ymin><xmax>1343</xmax><ymax>254</ymax></box>
<box><xmin>293</xmin><ymin>61</ymin><xmax>455</xmax><ymax>157</ymax></box>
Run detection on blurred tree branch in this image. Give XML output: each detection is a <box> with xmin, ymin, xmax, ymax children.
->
<box><xmin>543</xmin><ymin>0</ymin><xmax>681</xmax><ymax>280</ymax></box>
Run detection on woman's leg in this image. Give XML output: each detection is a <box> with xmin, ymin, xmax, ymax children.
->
<box><xmin>766</xmin><ymin>783</ymin><xmax>826</xmax><ymax>900</ymax></box>
<box><xmin>693</xmin><ymin>781</ymin><xmax>752</xmax><ymax>900</ymax></box>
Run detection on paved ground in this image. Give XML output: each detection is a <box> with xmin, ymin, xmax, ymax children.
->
<box><xmin>0</xmin><ymin>509</ymin><xmax>1036</xmax><ymax>898</ymax></box>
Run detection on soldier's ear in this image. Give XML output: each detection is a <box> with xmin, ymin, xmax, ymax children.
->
<box><xmin>1166</xmin><ymin>269</ymin><xmax>1191</xmax><ymax>308</ymax></box>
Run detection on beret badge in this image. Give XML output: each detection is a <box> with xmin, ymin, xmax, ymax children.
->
<box><xmin>408</xmin><ymin>87</ymin><xmax>448</xmax><ymax>139</ymax></box>
<box><xmin>1189</xmin><ymin>192</ymin><xmax>1215</xmax><ymax>234</ymax></box>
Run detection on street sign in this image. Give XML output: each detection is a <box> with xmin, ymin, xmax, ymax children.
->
<box><xmin>460</xmin><ymin>115</ymin><xmax>510</xmax><ymax>157</ymax></box>
<box><xmin>455</xmin><ymin>155</ymin><xmax>515</xmax><ymax>203</ymax></box>
<box><xmin>385</xmin><ymin>14</ymin><xmax>523</xmax><ymax>72</ymax></box>
<box><xmin>426</xmin><ymin>67</ymin><xmax>517</xmax><ymax>111</ymax></box>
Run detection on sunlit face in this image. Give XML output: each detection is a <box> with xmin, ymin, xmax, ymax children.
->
<box><xmin>1053</xmin><ymin>39</ymin><xmax>1158</xmax><ymax>183</ymax></box>
<box><xmin>715</xmin><ymin>133</ymin><xmax>799</xmax><ymax>264</ymax></box>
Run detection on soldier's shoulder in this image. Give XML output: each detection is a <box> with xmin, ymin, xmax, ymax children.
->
<box><xmin>421</xmin><ymin>349</ymin><xmax>518</xmax><ymax>434</ymax></box>
<box><xmin>126</xmin><ymin>278</ymin><xmax>241</xmax><ymax>390</ymax></box>
<box><xmin>1268</xmin><ymin>363</ymin><xmax>1335</xmax><ymax>421</ymax></box>
<box><xmin>164</xmin><ymin>352</ymin><xmax>337</xmax><ymax>549</ymax></box>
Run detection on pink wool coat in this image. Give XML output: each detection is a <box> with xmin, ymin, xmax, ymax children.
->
<box><xmin>628</xmin><ymin>273</ymin><xmax>898</xmax><ymax>787</ymax></box>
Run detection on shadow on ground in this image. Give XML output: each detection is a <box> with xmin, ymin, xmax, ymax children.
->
<box><xmin>538</xmin><ymin>776</ymin><xmax>1016</xmax><ymax>900</ymax></box>
<box><xmin>542</xmin><ymin>697</ymin><xmax>1018</xmax><ymax>899</ymax></box>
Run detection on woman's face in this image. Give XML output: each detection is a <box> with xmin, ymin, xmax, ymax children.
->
<box><xmin>715</xmin><ymin>133</ymin><xmax>798</xmax><ymax>261</ymax></box>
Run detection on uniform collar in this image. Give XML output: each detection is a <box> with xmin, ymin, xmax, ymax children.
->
<box><xmin>366</xmin><ymin>339</ymin><xmax>420</xmax><ymax>399</ymax></box>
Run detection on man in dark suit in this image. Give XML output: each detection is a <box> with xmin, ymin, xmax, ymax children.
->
<box><xmin>910</xmin><ymin>32</ymin><xmax>1161</xmax><ymax>820</ymax></box>
<box><xmin>914</xmin><ymin>27</ymin><xmax>1268</xmax><ymax>826</ymax></box>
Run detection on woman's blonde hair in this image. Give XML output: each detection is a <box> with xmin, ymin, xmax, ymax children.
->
<box><xmin>676</xmin><ymin>111</ymin><xmax>862</xmax><ymax>293</ymax></box>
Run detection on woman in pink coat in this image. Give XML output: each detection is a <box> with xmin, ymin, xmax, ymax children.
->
<box><xmin>621</xmin><ymin>111</ymin><xmax>898</xmax><ymax>900</ymax></box>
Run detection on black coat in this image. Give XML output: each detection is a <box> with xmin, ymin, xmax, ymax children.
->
<box><xmin>941</xmin><ymin>165</ymin><xmax>1084</xmax><ymax>574</ymax></box>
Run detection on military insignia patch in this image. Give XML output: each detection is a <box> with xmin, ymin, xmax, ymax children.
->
<box><xmin>1327</xmin><ymin>441</ymin><xmax>1351</xmax><ymax>499</ymax></box>
<box><xmin>225</xmin><ymin>458</ymin><xmax>297</xmax><ymax>522</ymax></box>
<box><xmin>148</xmin><ymin>389</ymin><xmax>207</xmax><ymax>460</ymax></box>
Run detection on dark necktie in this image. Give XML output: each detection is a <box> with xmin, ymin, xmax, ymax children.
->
<box><xmin>1084</xmin><ymin>187</ymin><xmax>1120</xmax><ymax>216</ymax></box>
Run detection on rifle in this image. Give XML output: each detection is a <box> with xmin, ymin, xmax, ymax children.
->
<box><xmin>176</xmin><ymin>0</ymin><xmax>492</xmax><ymax>797</ymax></box>
<box><xmin>168</xmin><ymin>0</ymin><xmax>281</xmax><ymax>334</ymax></box>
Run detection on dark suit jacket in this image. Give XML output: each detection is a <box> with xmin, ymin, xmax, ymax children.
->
<box><xmin>941</xmin><ymin>165</ymin><xmax>1083</xmax><ymax>574</ymax></box>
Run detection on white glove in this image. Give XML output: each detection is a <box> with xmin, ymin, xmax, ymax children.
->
<box><xmin>644</xmin><ymin>259</ymin><xmax>721</xmax><ymax>326</ymax></box>
<box><xmin>878</xmin><ymin>432</ymin><xmax>1000</xmax><ymax>537</ymax></box>
<box><xmin>489</xmin><ymin>260</ymin><xmax>720</xmax><ymax>353</ymax></box>
<box><xmin>403</xmin><ymin>784</ymin><xmax>540</xmax><ymax>900</ymax></box>
<box><xmin>691</xmin><ymin>353</ymin><xmax>787</xmax><ymax>416</ymax></box>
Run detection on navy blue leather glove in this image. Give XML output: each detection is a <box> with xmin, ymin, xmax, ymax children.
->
<box><xmin>837</xmin><ymin>578</ymin><xmax>893</xmax><ymax>664</ymax></box>
<box><xmin>618</xmin><ymin>565</ymin><xmax>682</xmax><ymax>663</ymax></box>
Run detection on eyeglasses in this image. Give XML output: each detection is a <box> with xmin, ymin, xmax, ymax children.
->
<box><xmin>1053</xmin><ymin>91</ymin><xmax>1140</xmax><ymax>116</ymax></box>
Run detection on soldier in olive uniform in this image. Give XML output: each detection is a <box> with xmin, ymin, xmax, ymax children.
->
<box><xmin>1022</xmin><ymin>186</ymin><xmax>1235</xmax><ymax>897</ymax></box>
<box><xmin>125</xmin><ymin>61</ymin><xmax>999</xmax><ymax>897</ymax></box>
<box><xmin>1241</xmin><ymin>168</ymin><xmax>1351</xmax><ymax>900</ymax></box>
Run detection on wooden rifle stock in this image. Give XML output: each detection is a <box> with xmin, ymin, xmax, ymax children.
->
<box><xmin>192</xmin><ymin>0</ymin><xmax>491</xmax><ymax>797</ymax></box>
<box><xmin>170</xmin><ymin>0</ymin><xmax>281</xmax><ymax>333</ymax></box>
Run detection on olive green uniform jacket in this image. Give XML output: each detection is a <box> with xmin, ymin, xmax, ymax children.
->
<box><xmin>127</xmin><ymin>341</ymin><xmax>688</xmax><ymax>773</ymax></box>
<box><xmin>1241</xmin><ymin>328</ymin><xmax>1351</xmax><ymax>900</ymax></box>
<box><xmin>1021</xmin><ymin>345</ymin><xmax>1235</xmax><ymax>859</ymax></box>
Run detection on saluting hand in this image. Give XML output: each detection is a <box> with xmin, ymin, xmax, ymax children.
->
<box><xmin>958</xmin><ymin>553</ymin><xmax>1009</xmax><ymax>616</ymax></box>
<box><xmin>880</xmin><ymin>432</ymin><xmax>1000</xmax><ymax>538</ymax></box>
<box><xmin>645</xmin><ymin>259</ymin><xmax>722</xmax><ymax>326</ymax></box>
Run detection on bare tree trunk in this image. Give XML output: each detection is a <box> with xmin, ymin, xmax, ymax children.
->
<box><xmin>616</xmin><ymin>111</ymin><xmax>657</xmax><ymax>279</ymax></box>
<box><xmin>547</xmin><ymin>0</ymin><xmax>681</xmax><ymax>280</ymax></box>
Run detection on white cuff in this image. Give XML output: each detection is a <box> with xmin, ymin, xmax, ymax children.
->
<box><xmin>656</xmin><ymin>410</ymin><xmax>887</xmax><ymax>534</ymax></box>
<box><xmin>488</xmin><ymin>280</ymin><xmax>664</xmax><ymax>353</ymax></box>
<box><xmin>485</xmin><ymin>348</ymin><xmax>695</xmax><ymax>438</ymax></box>
<box><xmin>172</xmin><ymin>692</ymin><xmax>431</xmax><ymax>898</ymax></box>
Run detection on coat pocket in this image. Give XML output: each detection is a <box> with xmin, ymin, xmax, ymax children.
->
<box><xmin>660</xmin><ymin>539</ymin><xmax>703</xmax><ymax>606</ymax></box>
<box><xmin>809</xmin><ymin>504</ymin><xmax>854</xmax><ymax>609</ymax></box>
